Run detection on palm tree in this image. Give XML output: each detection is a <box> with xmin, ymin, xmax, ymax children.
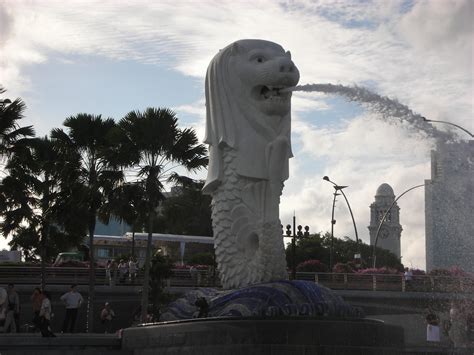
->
<box><xmin>0</xmin><ymin>136</ymin><xmax>86</xmax><ymax>289</ymax></box>
<box><xmin>0</xmin><ymin>86</ymin><xmax>35</xmax><ymax>170</ymax></box>
<box><xmin>119</xmin><ymin>107</ymin><xmax>207</xmax><ymax>322</ymax></box>
<box><xmin>51</xmin><ymin>114</ymin><xmax>126</xmax><ymax>332</ymax></box>
<box><xmin>99</xmin><ymin>182</ymin><xmax>147</xmax><ymax>258</ymax></box>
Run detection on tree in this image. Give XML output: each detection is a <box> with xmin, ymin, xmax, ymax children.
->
<box><xmin>51</xmin><ymin>114</ymin><xmax>126</xmax><ymax>332</ymax></box>
<box><xmin>0</xmin><ymin>136</ymin><xmax>86</xmax><ymax>288</ymax></box>
<box><xmin>118</xmin><ymin>107</ymin><xmax>207</xmax><ymax>323</ymax></box>
<box><xmin>0</xmin><ymin>87</ymin><xmax>34</xmax><ymax>162</ymax></box>
<box><xmin>149</xmin><ymin>252</ymin><xmax>173</xmax><ymax>320</ymax></box>
<box><xmin>157</xmin><ymin>180</ymin><xmax>212</xmax><ymax>236</ymax></box>
<box><xmin>99</xmin><ymin>182</ymin><xmax>147</xmax><ymax>258</ymax></box>
<box><xmin>286</xmin><ymin>233</ymin><xmax>403</xmax><ymax>271</ymax></box>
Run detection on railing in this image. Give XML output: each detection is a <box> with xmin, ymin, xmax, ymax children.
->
<box><xmin>0</xmin><ymin>267</ymin><xmax>472</xmax><ymax>293</ymax></box>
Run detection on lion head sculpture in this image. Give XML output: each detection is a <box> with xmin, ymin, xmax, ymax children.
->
<box><xmin>203</xmin><ymin>39</ymin><xmax>300</xmax><ymax>193</ymax></box>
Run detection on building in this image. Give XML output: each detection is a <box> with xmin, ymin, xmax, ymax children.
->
<box><xmin>368</xmin><ymin>183</ymin><xmax>403</xmax><ymax>258</ymax></box>
<box><xmin>93</xmin><ymin>233</ymin><xmax>214</xmax><ymax>267</ymax></box>
<box><xmin>425</xmin><ymin>140</ymin><xmax>474</xmax><ymax>272</ymax></box>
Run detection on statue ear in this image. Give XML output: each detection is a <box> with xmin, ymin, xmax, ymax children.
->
<box><xmin>229</xmin><ymin>42</ymin><xmax>242</xmax><ymax>56</ymax></box>
<box><xmin>286</xmin><ymin>51</ymin><xmax>292</xmax><ymax>59</ymax></box>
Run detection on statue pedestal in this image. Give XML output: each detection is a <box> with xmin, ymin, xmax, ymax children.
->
<box><xmin>122</xmin><ymin>317</ymin><xmax>404</xmax><ymax>354</ymax></box>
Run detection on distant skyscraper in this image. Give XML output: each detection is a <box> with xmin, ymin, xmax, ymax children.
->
<box><xmin>369</xmin><ymin>183</ymin><xmax>402</xmax><ymax>258</ymax></box>
<box><xmin>425</xmin><ymin>140</ymin><xmax>474</xmax><ymax>272</ymax></box>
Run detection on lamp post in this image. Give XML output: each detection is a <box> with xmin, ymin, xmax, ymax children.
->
<box><xmin>323</xmin><ymin>176</ymin><xmax>360</xmax><ymax>270</ymax></box>
<box><xmin>0</xmin><ymin>98</ymin><xmax>12</xmax><ymax>107</ymax></box>
<box><xmin>323</xmin><ymin>176</ymin><xmax>359</xmax><ymax>244</ymax></box>
<box><xmin>285</xmin><ymin>215</ymin><xmax>309</xmax><ymax>280</ymax></box>
<box><xmin>372</xmin><ymin>183</ymin><xmax>426</xmax><ymax>268</ymax></box>
<box><xmin>422</xmin><ymin>117</ymin><xmax>473</xmax><ymax>138</ymax></box>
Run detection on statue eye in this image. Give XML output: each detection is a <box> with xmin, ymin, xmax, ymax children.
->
<box><xmin>256</xmin><ymin>56</ymin><xmax>265</xmax><ymax>63</ymax></box>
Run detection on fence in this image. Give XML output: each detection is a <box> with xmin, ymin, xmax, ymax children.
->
<box><xmin>0</xmin><ymin>266</ymin><xmax>472</xmax><ymax>293</ymax></box>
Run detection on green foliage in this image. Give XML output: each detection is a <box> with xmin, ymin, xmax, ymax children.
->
<box><xmin>149</xmin><ymin>252</ymin><xmax>174</xmax><ymax>319</ymax></box>
<box><xmin>285</xmin><ymin>232</ymin><xmax>403</xmax><ymax>271</ymax></box>
<box><xmin>157</xmin><ymin>180</ymin><xmax>212</xmax><ymax>236</ymax></box>
<box><xmin>0</xmin><ymin>135</ymin><xmax>86</xmax><ymax>261</ymax></box>
<box><xmin>118</xmin><ymin>107</ymin><xmax>208</xmax><ymax>322</ymax></box>
<box><xmin>333</xmin><ymin>262</ymin><xmax>356</xmax><ymax>273</ymax></box>
<box><xmin>296</xmin><ymin>259</ymin><xmax>327</xmax><ymax>272</ymax></box>
<box><xmin>0</xmin><ymin>86</ymin><xmax>35</xmax><ymax>158</ymax></box>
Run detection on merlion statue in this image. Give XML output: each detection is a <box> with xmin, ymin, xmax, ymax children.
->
<box><xmin>203</xmin><ymin>39</ymin><xmax>299</xmax><ymax>289</ymax></box>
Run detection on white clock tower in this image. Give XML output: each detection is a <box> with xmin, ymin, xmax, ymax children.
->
<box><xmin>368</xmin><ymin>183</ymin><xmax>402</xmax><ymax>258</ymax></box>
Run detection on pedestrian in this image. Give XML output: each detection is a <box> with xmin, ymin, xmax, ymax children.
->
<box><xmin>105</xmin><ymin>260</ymin><xmax>112</xmax><ymax>285</ymax></box>
<box><xmin>0</xmin><ymin>287</ymin><xmax>16</xmax><ymax>333</ymax></box>
<box><xmin>195</xmin><ymin>297</ymin><xmax>209</xmax><ymax>318</ymax></box>
<box><xmin>128</xmin><ymin>258</ymin><xmax>137</xmax><ymax>284</ymax></box>
<box><xmin>31</xmin><ymin>287</ymin><xmax>44</xmax><ymax>331</ymax></box>
<box><xmin>426</xmin><ymin>311</ymin><xmax>440</xmax><ymax>343</ymax></box>
<box><xmin>190</xmin><ymin>265</ymin><xmax>199</xmax><ymax>285</ymax></box>
<box><xmin>100</xmin><ymin>302</ymin><xmax>115</xmax><ymax>333</ymax></box>
<box><xmin>404</xmin><ymin>267</ymin><xmax>413</xmax><ymax>290</ymax></box>
<box><xmin>110</xmin><ymin>260</ymin><xmax>117</xmax><ymax>286</ymax></box>
<box><xmin>7</xmin><ymin>284</ymin><xmax>20</xmax><ymax>332</ymax></box>
<box><xmin>39</xmin><ymin>291</ymin><xmax>55</xmax><ymax>337</ymax></box>
<box><xmin>60</xmin><ymin>284</ymin><xmax>83</xmax><ymax>333</ymax></box>
<box><xmin>118</xmin><ymin>259</ymin><xmax>128</xmax><ymax>284</ymax></box>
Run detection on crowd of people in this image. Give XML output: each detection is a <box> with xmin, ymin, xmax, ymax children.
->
<box><xmin>0</xmin><ymin>283</ymin><xmax>116</xmax><ymax>336</ymax></box>
<box><xmin>105</xmin><ymin>258</ymin><xmax>138</xmax><ymax>286</ymax></box>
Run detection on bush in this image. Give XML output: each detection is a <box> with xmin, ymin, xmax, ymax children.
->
<box><xmin>410</xmin><ymin>268</ymin><xmax>426</xmax><ymax>276</ymax></box>
<box><xmin>357</xmin><ymin>267</ymin><xmax>400</xmax><ymax>275</ymax></box>
<box><xmin>333</xmin><ymin>262</ymin><xmax>356</xmax><ymax>273</ymax></box>
<box><xmin>172</xmin><ymin>263</ymin><xmax>210</xmax><ymax>270</ymax></box>
<box><xmin>296</xmin><ymin>259</ymin><xmax>328</xmax><ymax>272</ymax></box>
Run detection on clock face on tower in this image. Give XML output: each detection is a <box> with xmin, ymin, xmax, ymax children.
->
<box><xmin>380</xmin><ymin>228</ymin><xmax>390</xmax><ymax>239</ymax></box>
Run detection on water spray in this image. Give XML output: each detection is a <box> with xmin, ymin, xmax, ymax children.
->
<box><xmin>284</xmin><ymin>83</ymin><xmax>454</xmax><ymax>141</ymax></box>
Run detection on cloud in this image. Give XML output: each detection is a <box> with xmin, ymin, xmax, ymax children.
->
<box><xmin>0</xmin><ymin>0</ymin><xmax>472</xmax><ymax>268</ymax></box>
<box><xmin>281</xmin><ymin>111</ymin><xmax>433</xmax><ymax>268</ymax></box>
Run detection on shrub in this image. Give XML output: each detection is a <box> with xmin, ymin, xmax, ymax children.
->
<box><xmin>296</xmin><ymin>259</ymin><xmax>328</xmax><ymax>272</ymax></box>
<box><xmin>357</xmin><ymin>267</ymin><xmax>400</xmax><ymax>275</ymax></box>
<box><xmin>333</xmin><ymin>262</ymin><xmax>356</xmax><ymax>274</ymax></box>
<box><xmin>410</xmin><ymin>268</ymin><xmax>426</xmax><ymax>276</ymax></box>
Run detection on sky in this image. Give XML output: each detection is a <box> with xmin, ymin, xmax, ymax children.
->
<box><xmin>0</xmin><ymin>0</ymin><xmax>472</xmax><ymax>269</ymax></box>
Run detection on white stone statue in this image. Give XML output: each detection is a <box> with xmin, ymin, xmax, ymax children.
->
<box><xmin>203</xmin><ymin>39</ymin><xmax>299</xmax><ymax>289</ymax></box>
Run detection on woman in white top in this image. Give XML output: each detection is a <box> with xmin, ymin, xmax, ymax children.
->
<box><xmin>39</xmin><ymin>291</ymin><xmax>55</xmax><ymax>337</ymax></box>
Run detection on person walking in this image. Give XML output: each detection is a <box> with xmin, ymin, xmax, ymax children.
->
<box><xmin>426</xmin><ymin>311</ymin><xmax>440</xmax><ymax>343</ymax></box>
<box><xmin>31</xmin><ymin>287</ymin><xmax>44</xmax><ymax>331</ymax></box>
<box><xmin>110</xmin><ymin>260</ymin><xmax>118</xmax><ymax>286</ymax></box>
<box><xmin>7</xmin><ymin>284</ymin><xmax>20</xmax><ymax>332</ymax></box>
<box><xmin>404</xmin><ymin>268</ymin><xmax>413</xmax><ymax>290</ymax></box>
<box><xmin>60</xmin><ymin>284</ymin><xmax>83</xmax><ymax>333</ymax></box>
<box><xmin>118</xmin><ymin>259</ymin><xmax>128</xmax><ymax>284</ymax></box>
<box><xmin>39</xmin><ymin>291</ymin><xmax>55</xmax><ymax>337</ymax></box>
<box><xmin>0</xmin><ymin>287</ymin><xmax>16</xmax><ymax>333</ymax></box>
<box><xmin>100</xmin><ymin>302</ymin><xmax>115</xmax><ymax>333</ymax></box>
<box><xmin>105</xmin><ymin>260</ymin><xmax>112</xmax><ymax>285</ymax></box>
<box><xmin>128</xmin><ymin>258</ymin><xmax>137</xmax><ymax>284</ymax></box>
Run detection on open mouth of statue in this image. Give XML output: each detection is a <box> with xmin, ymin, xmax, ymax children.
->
<box><xmin>253</xmin><ymin>85</ymin><xmax>291</xmax><ymax>102</ymax></box>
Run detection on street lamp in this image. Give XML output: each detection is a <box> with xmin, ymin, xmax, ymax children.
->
<box><xmin>323</xmin><ymin>176</ymin><xmax>360</xmax><ymax>270</ymax></box>
<box><xmin>422</xmin><ymin>117</ymin><xmax>473</xmax><ymax>138</ymax></box>
<box><xmin>0</xmin><ymin>98</ymin><xmax>12</xmax><ymax>107</ymax></box>
<box><xmin>372</xmin><ymin>183</ymin><xmax>426</xmax><ymax>268</ymax></box>
<box><xmin>285</xmin><ymin>215</ymin><xmax>309</xmax><ymax>280</ymax></box>
<box><xmin>323</xmin><ymin>176</ymin><xmax>360</xmax><ymax>244</ymax></box>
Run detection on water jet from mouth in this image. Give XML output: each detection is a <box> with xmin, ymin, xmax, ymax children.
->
<box><xmin>284</xmin><ymin>83</ymin><xmax>454</xmax><ymax>141</ymax></box>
